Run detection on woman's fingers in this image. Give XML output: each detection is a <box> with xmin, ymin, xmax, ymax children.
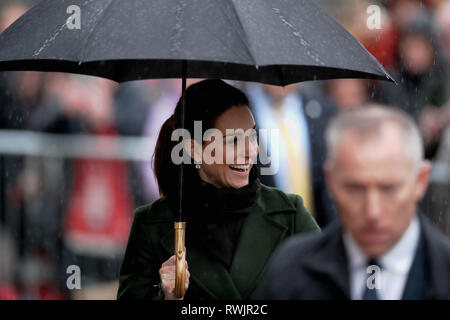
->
<box><xmin>160</xmin><ymin>252</ymin><xmax>190</xmax><ymax>300</ymax></box>
<box><xmin>161</xmin><ymin>255</ymin><xmax>176</xmax><ymax>267</ymax></box>
<box><xmin>160</xmin><ymin>266</ymin><xmax>190</xmax><ymax>280</ymax></box>
<box><xmin>160</xmin><ymin>265</ymin><xmax>176</xmax><ymax>274</ymax></box>
<box><xmin>160</xmin><ymin>273</ymin><xmax>175</xmax><ymax>281</ymax></box>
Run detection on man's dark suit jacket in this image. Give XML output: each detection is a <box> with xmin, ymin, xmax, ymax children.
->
<box><xmin>254</xmin><ymin>214</ymin><xmax>450</xmax><ymax>300</ymax></box>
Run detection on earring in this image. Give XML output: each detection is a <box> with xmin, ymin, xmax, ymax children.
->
<box><xmin>195</xmin><ymin>164</ymin><xmax>200</xmax><ymax>169</ymax></box>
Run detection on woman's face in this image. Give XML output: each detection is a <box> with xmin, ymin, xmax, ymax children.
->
<box><xmin>198</xmin><ymin>106</ymin><xmax>258</xmax><ymax>189</ymax></box>
<box><xmin>399</xmin><ymin>34</ymin><xmax>434</xmax><ymax>75</ymax></box>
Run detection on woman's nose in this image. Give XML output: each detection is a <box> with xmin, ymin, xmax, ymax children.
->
<box><xmin>246</xmin><ymin>135</ymin><xmax>259</xmax><ymax>161</ymax></box>
<box><xmin>250</xmin><ymin>138</ymin><xmax>259</xmax><ymax>160</ymax></box>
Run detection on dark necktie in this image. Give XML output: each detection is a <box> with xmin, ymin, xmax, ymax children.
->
<box><xmin>362</xmin><ymin>259</ymin><xmax>382</xmax><ymax>300</ymax></box>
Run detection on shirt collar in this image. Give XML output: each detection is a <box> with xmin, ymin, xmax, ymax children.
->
<box><xmin>343</xmin><ymin>215</ymin><xmax>421</xmax><ymax>274</ymax></box>
<box><xmin>343</xmin><ymin>228</ymin><xmax>367</xmax><ymax>270</ymax></box>
<box><xmin>380</xmin><ymin>215</ymin><xmax>420</xmax><ymax>274</ymax></box>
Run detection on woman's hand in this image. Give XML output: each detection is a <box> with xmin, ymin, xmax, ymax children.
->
<box><xmin>159</xmin><ymin>255</ymin><xmax>190</xmax><ymax>300</ymax></box>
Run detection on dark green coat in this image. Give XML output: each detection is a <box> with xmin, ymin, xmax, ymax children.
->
<box><xmin>117</xmin><ymin>184</ymin><xmax>320</xmax><ymax>300</ymax></box>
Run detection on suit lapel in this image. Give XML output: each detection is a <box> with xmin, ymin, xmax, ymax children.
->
<box><xmin>302</xmin><ymin>222</ymin><xmax>350</xmax><ymax>299</ymax></box>
<box><xmin>401</xmin><ymin>228</ymin><xmax>428</xmax><ymax>300</ymax></box>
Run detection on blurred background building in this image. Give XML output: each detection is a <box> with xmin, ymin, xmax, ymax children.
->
<box><xmin>0</xmin><ymin>0</ymin><xmax>449</xmax><ymax>299</ymax></box>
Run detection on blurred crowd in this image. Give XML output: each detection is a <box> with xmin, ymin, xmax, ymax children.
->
<box><xmin>0</xmin><ymin>0</ymin><xmax>449</xmax><ymax>299</ymax></box>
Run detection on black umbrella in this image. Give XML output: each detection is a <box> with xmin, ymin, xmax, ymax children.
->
<box><xmin>0</xmin><ymin>0</ymin><xmax>393</xmax><ymax>84</ymax></box>
<box><xmin>0</xmin><ymin>0</ymin><xmax>394</xmax><ymax>297</ymax></box>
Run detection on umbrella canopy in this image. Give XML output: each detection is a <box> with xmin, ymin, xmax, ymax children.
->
<box><xmin>0</xmin><ymin>0</ymin><xmax>393</xmax><ymax>84</ymax></box>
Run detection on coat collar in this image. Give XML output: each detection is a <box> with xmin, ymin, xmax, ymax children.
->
<box><xmin>159</xmin><ymin>185</ymin><xmax>296</xmax><ymax>299</ymax></box>
<box><xmin>301</xmin><ymin>221</ymin><xmax>351</xmax><ymax>299</ymax></box>
<box><xmin>299</xmin><ymin>214</ymin><xmax>449</xmax><ymax>300</ymax></box>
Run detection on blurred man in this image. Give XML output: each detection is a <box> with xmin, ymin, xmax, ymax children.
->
<box><xmin>379</xmin><ymin>19</ymin><xmax>447</xmax><ymax>128</ymax></box>
<box><xmin>326</xmin><ymin>79</ymin><xmax>370</xmax><ymax>110</ymax></box>
<box><xmin>0</xmin><ymin>2</ymin><xmax>28</xmax><ymax>33</ymax></box>
<box><xmin>246</xmin><ymin>83</ymin><xmax>337</xmax><ymax>227</ymax></box>
<box><xmin>254</xmin><ymin>105</ymin><xmax>450</xmax><ymax>299</ymax></box>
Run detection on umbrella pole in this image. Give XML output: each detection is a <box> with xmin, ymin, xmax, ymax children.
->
<box><xmin>179</xmin><ymin>60</ymin><xmax>186</xmax><ymax>222</ymax></box>
<box><xmin>174</xmin><ymin>221</ymin><xmax>186</xmax><ymax>298</ymax></box>
<box><xmin>174</xmin><ymin>60</ymin><xmax>187</xmax><ymax>299</ymax></box>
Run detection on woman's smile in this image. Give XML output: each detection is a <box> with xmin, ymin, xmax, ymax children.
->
<box><xmin>229</xmin><ymin>163</ymin><xmax>251</xmax><ymax>172</ymax></box>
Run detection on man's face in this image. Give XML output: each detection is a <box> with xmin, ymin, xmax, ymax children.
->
<box><xmin>325</xmin><ymin>124</ymin><xmax>430</xmax><ymax>257</ymax></box>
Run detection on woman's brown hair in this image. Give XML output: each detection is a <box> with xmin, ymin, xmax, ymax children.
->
<box><xmin>153</xmin><ymin>79</ymin><xmax>250</xmax><ymax>197</ymax></box>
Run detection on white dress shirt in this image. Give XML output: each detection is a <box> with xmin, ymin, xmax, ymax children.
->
<box><xmin>342</xmin><ymin>215</ymin><xmax>421</xmax><ymax>300</ymax></box>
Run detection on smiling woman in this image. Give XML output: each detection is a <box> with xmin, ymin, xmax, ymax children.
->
<box><xmin>188</xmin><ymin>106</ymin><xmax>259</xmax><ymax>189</ymax></box>
<box><xmin>116</xmin><ymin>79</ymin><xmax>320</xmax><ymax>300</ymax></box>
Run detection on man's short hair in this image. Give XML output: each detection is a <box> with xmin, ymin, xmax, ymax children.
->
<box><xmin>325</xmin><ymin>104</ymin><xmax>424</xmax><ymax>167</ymax></box>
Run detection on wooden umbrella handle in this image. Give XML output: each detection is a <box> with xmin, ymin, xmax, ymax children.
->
<box><xmin>174</xmin><ymin>222</ymin><xmax>187</xmax><ymax>298</ymax></box>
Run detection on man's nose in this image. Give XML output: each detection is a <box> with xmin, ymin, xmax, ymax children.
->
<box><xmin>365</xmin><ymin>190</ymin><xmax>382</xmax><ymax>220</ymax></box>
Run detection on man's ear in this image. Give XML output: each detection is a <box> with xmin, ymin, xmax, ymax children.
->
<box><xmin>183</xmin><ymin>138</ymin><xmax>202</xmax><ymax>164</ymax></box>
<box><xmin>414</xmin><ymin>160</ymin><xmax>432</xmax><ymax>200</ymax></box>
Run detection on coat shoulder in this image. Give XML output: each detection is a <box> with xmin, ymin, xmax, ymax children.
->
<box><xmin>275</xmin><ymin>224</ymin><xmax>329</xmax><ymax>261</ymax></box>
<box><xmin>133</xmin><ymin>197</ymin><xmax>175</xmax><ymax>224</ymax></box>
<box><xmin>252</xmin><ymin>223</ymin><xmax>330</xmax><ymax>299</ymax></box>
<box><xmin>420</xmin><ymin>214</ymin><xmax>450</xmax><ymax>263</ymax></box>
<box><xmin>421</xmin><ymin>215</ymin><xmax>450</xmax><ymax>249</ymax></box>
<box><xmin>258</xmin><ymin>184</ymin><xmax>320</xmax><ymax>233</ymax></box>
<box><xmin>258</xmin><ymin>184</ymin><xmax>305</xmax><ymax>213</ymax></box>
<box><xmin>266</xmin><ymin>221</ymin><xmax>338</xmax><ymax>279</ymax></box>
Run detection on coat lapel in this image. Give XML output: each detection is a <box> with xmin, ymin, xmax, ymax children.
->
<box><xmin>230</xmin><ymin>202</ymin><xmax>289</xmax><ymax>298</ymax></box>
<box><xmin>160</xmin><ymin>226</ymin><xmax>242</xmax><ymax>299</ymax></box>
<box><xmin>159</xmin><ymin>187</ymin><xmax>296</xmax><ymax>299</ymax></box>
